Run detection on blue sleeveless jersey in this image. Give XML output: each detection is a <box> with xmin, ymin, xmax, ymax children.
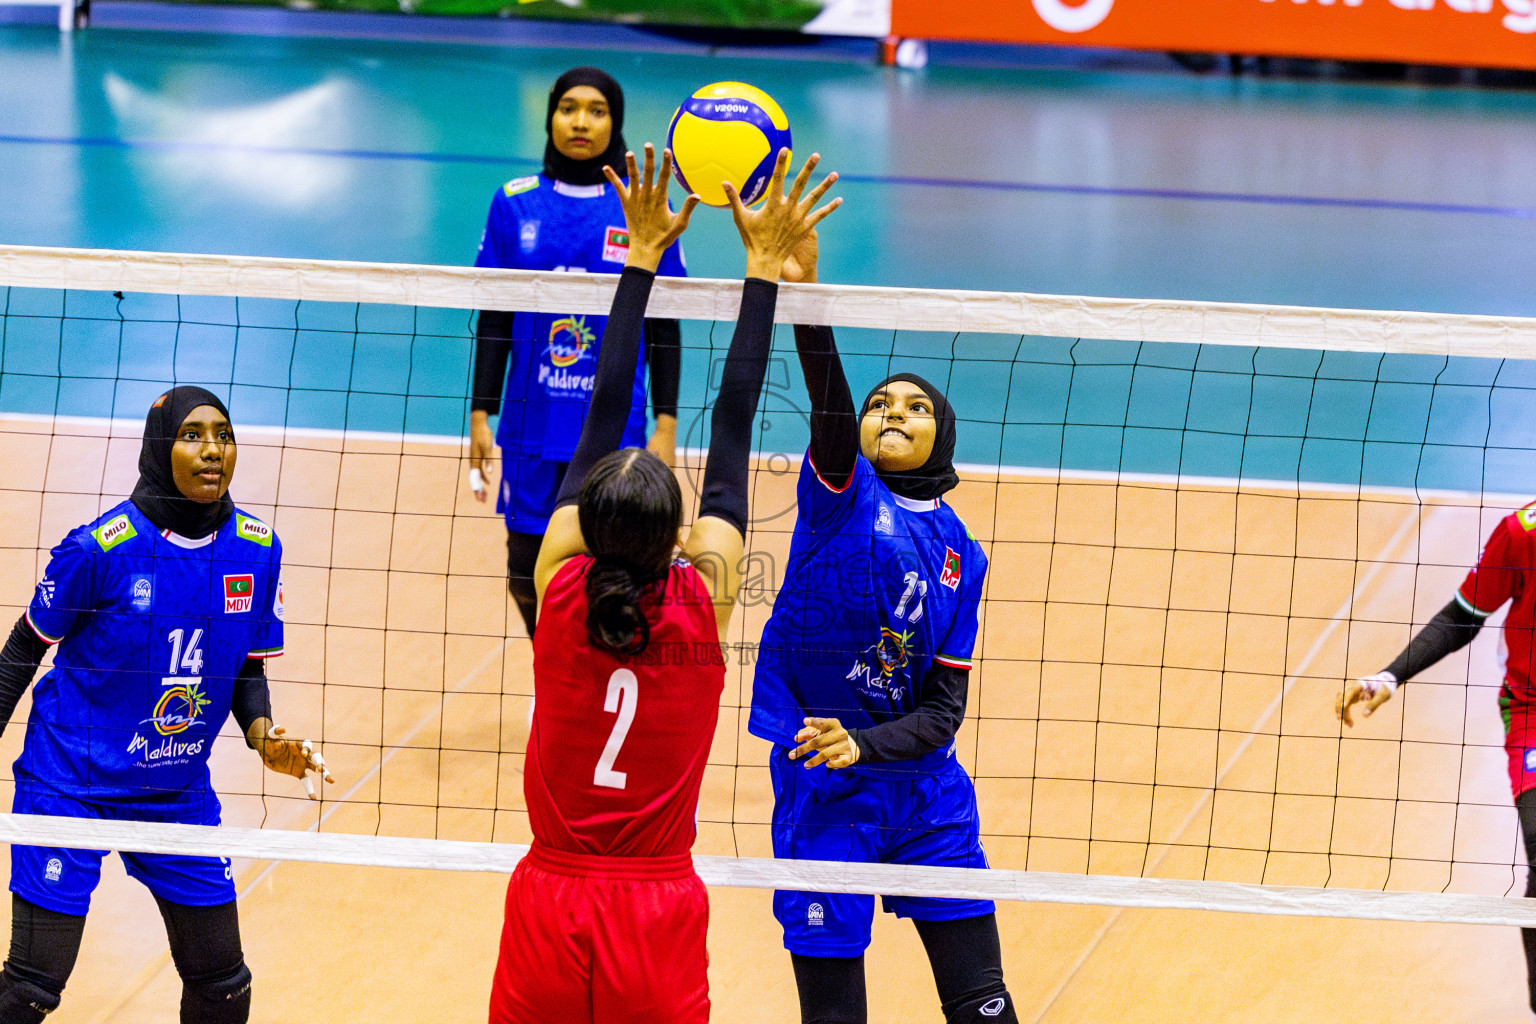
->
<box><xmin>475</xmin><ymin>173</ymin><xmax>688</xmax><ymax>461</ymax></box>
<box><xmin>750</xmin><ymin>456</ymin><xmax>987</xmax><ymax>776</ymax></box>
<box><xmin>21</xmin><ymin>502</ymin><xmax>284</xmax><ymax>805</ymax></box>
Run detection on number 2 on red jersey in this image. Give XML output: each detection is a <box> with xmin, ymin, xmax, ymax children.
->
<box><xmin>594</xmin><ymin>668</ymin><xmax>638</xmax><ymax>790</ymax></box>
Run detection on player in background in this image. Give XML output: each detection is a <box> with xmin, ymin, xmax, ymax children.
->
<box><xmin>487</xmin><ymin>144</ymin><xmax>839</xmax><ymax>1024</ymax></box>
<box><xmin>750</xmin><ymin>232</ymin><xmax>1017</xmax><ymax>1023</ymax></box>
<box><xmin>467</xmin><ymin>65</ymin><xmax>687</xmax><ymax>639</ymax></box>
<box><xmin>0</xmin><ymin>386</ymin><xmax>331</xmax><ymax>1024</ymax></box>
<box><xmin>1339</xmin><ymin>501</ymin><xmax>1536</xmax><ymax>1023</ymax></box>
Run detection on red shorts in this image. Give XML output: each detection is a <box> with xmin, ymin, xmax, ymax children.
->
<box><xmin>488</xmin><ymin>845</ymin><xmax>709</xmax><ymax>1024</ymax></box>
<box><xmin>1504</xmin><ymin>687</ymin><xmax>1536</xmax><ymax>798</ymax></box>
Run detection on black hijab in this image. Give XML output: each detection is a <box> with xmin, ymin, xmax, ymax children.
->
<box><xmin>862</xmin><ymin>373</ymin><xmax>959</xmax><ymax>501</ymax></box>
<box><xmin>130</xmin><ymin>386</ymin><xmax>236</xmax><ymax>539</ymax></box>
<box><xmin>543</xmin><ymin>66</ymin><xmax>628</xmax><ymax>188</ymax></box>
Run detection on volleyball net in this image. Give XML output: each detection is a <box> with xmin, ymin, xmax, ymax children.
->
<box><xmin>5</xmin><ymin>242</ymin><xmax>1536</xmax><ymax>934</ymax></box>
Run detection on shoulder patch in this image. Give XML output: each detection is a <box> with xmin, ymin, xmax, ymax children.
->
<box><xmin>503</xmin><ymin>175</ymin><xmax>539</xmax><ymax>198</ymax></box>
<box><xmin>234</xmin><ymin>513</ymin><xmax>273</xmax><ymax>547</ymax></box>
<box><xmin>91</xmin><ymin>514</ymin><xmax>138</xmax><ymax>552</ymax></box>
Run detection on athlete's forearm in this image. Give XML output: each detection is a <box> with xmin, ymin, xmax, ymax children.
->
<box><xmin>645</xmin><ymin>317</ymin><xmax>681</xmax><ymax>421</ymax></box>
<box><xmin>232</xmin><ymin>657</ymin><xmax>272</xmax><ymax>749</ymax></box>
<box><xmin>0</xmin><ymin>616</ymin><xmax>47</xmax><ymax>738</ymax></box>
<box><xmin>698</xmin><ymin>278</ymin><xmax>777</xmax><ymax>535</ymax></box>
<box><xmin>471</xmin><ymin>310</ymin><xmax>514</xmax><ymax>415</ymax></box>
<box><xmin>555</xmin><ymin>267</ymin><xmax>655</xmax><ymax>510</ymax></box>
<box><xmin>1382</xmin><ymin>597</ymin><xmax>1485</xmax><ymax>684</ymax></box>
<box><xmin>849</xmin><ymin>663</ymin><xmax>969</xmax><ymax>763</ymax></box>
<box><xmin>793</xmin><ymin>324</ymin><xmax>858</xmax><ymax>490</ymax></box>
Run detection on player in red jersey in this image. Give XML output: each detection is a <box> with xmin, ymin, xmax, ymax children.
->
<box><xmin>487</xmin><ymin>143</ymin><xmax>840</xmax><ymax>1024</ymax></box>
<box><xmin>1339</xmin><ymin>500</ymin><xmax>1536</xmax><ymax>1020</ymax></box>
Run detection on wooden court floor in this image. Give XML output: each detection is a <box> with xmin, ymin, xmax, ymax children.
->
<box><xmin>1</xmin><ymin>416</ymin><xmax>1534</xmax><ymax>1022</ymax></box>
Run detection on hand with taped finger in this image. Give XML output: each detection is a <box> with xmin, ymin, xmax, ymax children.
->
<box><xmin>789</xmin><ymin>716</ymin><xmax>861</xmax><ymax>769</ymax></box>
<box><xmin>1336</xmin><ymin>671</ymin><xmax>1396</xmax><ymax>728</ymax></box>
<box><xmin>248</xmin><ymin>720</ymin><xmax>336</xmax><ymax>799</ymax></box>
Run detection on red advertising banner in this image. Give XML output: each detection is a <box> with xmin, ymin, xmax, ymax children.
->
<box><xmin>891</xmin><ymin>0</ymin><xmax>1536</xmax><ymax>70</ymax></box>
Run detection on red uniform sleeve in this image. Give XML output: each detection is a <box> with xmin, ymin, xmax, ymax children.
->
<box><xmin>1457</xmin><ymin>513</ymin><xmax>1531</xmax><ymax>617</ymax></box>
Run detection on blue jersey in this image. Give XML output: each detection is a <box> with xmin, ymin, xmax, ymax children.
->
<box><xmin>21</xmin><ymin>502</ymin><xmax>284</xmax><ymax>804</ymax></box>
<box><xmin>750</xmin><ymin>456</ymin><xmax>986</xmax><ymax>775</ymax></box>
<box><xmin>475</xmin><ymin>173</ymin><xmax>688</xmax><ymax>462</ymax></box>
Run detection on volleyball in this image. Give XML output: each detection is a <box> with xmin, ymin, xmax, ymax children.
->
<box><xmin>667</xmin><ymin>82</ymin><xmax>792</xmax><ymax>208</ymax></box>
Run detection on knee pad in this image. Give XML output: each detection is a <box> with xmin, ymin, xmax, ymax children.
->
<box><xmin>944</xmin><ymin>985</ymin><xmax>1016</xmax><ymax>1024</ymax></box>
<box><xmin>181</xmin><ymin>960</ymin><xmax>251</xmax><ymax>1024</ymax></box>
<box><xmin>0</xmin><ymin>968</ymin><xmax>63</xmax><ymax>1023</ymax></box>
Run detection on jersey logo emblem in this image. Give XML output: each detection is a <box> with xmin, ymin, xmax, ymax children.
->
<box><xmin>1525</xmin><ymin>749</ymin><xmax>1536</xmax><ymax>773</ymax></box>
<box><xmin>147</xmin><ymin>679</ymin><xmax>210</xmax><ymax>736</ymax></box>
<box><xmin>36</xmin><ymin>578</ymin><xmax>54</xmax><ymax>609</ymax></box>
<box><xmin>92</xmin><ymin>514</ymin><xmax>137</xmax><ymax>552</ymax></box>
<box><xmin>274</xmin><ymin>578</ymin><xmax>285</xmax><ymax>621</ymax></box>
<box><xmin>874</xmin><ymin>505</ymin><xmax>893</xmax><ymax>533</ymax></box>
<box><xmin>502</xmin><ymin>175</ymin><xmax>538</xmax><ymax>197</ymax></box>
<box><xmin>602</xmin><ymin>226</ymin><xmax>630</xmax><ymax>263</ymax></box>
<box><xmin>1519</xmin><ymin>507</ymin><xmax>1536</xmax><ymax>532</ymax></box>
<box><xmin>806</xmin><ymin>902</ymin><xmax>824</xmax><ymax>927</ymax></box>
<box><xmin>940</xmin><ymin>547</ymin><xmax>962</xmax><ymax>590</ymax></box>
<box><xmin>520</xmin><ymin>220</ymin><xmax>539</xmax><ymax>253</ymax></box>
<box><xmin>131</xmin><ymin>574</ymin><xmax>153</xmax><ymax>613</ymax></box>
<box><xmin>44</xmin><ymin>858</ymin><xmax>62</xmax><ymax>884</ymax></box>
<box><xmin>224</xmin><ymin>574</ymin><xmax>255</xmax><ymax>613</ymax></box>
<box><xmin>979</xmin><ymin>997</ymin><xmax>1007</xmax><ymax>1017</ymax></box>
<box><xmin>547</xmin><ymin>316</ymin><xmax>595</xmax><ymax>368</ymax></box>
<box><xmin>235</xmin><ymin>514</ymin><xmax>272</xmax><ymax>547</ymax></box>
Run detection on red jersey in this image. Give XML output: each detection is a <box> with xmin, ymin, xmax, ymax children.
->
<box><xmin>1458</xmin><ymin>503</ymin><xmax>1536</xmax><ymax>695</ymax></box>
<box><xmin>525</xmin><ymin>556</ymin><xmax>726</xmax><ymax>858</ymax></box>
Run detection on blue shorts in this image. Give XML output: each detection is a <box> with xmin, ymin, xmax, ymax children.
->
<box><xmin>769</xmin><ymin>747</ymin><xmax>994</xmax><ymax>957</ymax></box>
<box><xmin>11</xmin><ymin>785</ymin><xmax>235</xmax><ymax>915</ymax></box>
<box><xmin>497</xmin><ymin>459</ymin><xmax>568</xmax><ymax>534</ymax></box>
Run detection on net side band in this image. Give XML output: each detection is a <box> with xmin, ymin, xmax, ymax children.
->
<box><xmin>6</xmin><ymin>244</ymin><xmax>1536</xmax><ymax>357</ymax></box>
<box><xmin>1</xmin><ymin>813</ymin><xmax>1531</xmax><ymax>927</ymax></box>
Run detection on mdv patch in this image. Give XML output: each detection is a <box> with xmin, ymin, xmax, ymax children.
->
<box><xmin>602</xmin><ymin>226</ymin><xmax>630</xmax><ymax>263</ymax></box>
<box><xmin>940</xmin><ymin>547</ymin><xmax>962</xmax><ymax>590</ymax></box>
<box><xmin>224</xmin><ymin>574</ymin><xmax>255</xmax><ymax>613</ymax></box>
<box><xmin>130</xmin><ymin>574</ymin><xmax>153</xmax><ymax>613</ymax></box>
<box><xmin>91</xmin><ymin>514</ymin><xmax>137</xmax><ymax>552</ymax></box>
<box><xmin>235</xmin><ymin>514</ymin><xmax>272</xmax><ymax>547</ymax></box>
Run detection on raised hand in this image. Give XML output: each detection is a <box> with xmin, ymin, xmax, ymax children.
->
<box><xmin>1336</xmin><ymin>671</ymin><xmax>1396</xmax><ymax>727</ymax></box>
<box><xmin>603</xmin><ymin>143</ymin><xmax>700</xmax><ymax>273</ymax></box>
<box><xmin>725</xmin><ymin>149</ymin><xmax>841</xmax><ymax>283</ymax></box>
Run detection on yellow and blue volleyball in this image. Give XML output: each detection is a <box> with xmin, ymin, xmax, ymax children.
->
<box><xmin>667</xmin><ymin>82</ymin><xmax>791</xmax><ymax>208</ymax></box>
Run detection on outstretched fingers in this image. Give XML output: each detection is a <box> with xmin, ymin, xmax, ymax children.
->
<box><xmin>786</xmin><ymin>151</ymin><xmax>820</xmax><ymax>205</ymax></box>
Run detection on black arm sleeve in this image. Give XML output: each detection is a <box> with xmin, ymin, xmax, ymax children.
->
<box><xmin>1383</xmin><ymin>598</ymin><xmax>1485</xmax><ymax>683</ymax></box>
<box><xmin>231</xmin><ymin>657</ymin><xmax>272</xmax><ymax>748</ymax></box>
<box><xmin>645</xmin><ymin>317</ymin><xmax>681</xmax><ymax>421</ymax></box>
<box><xmin>470</xmin><ymin>310</ymin><xmax>514</xmax><ymax>415</ymax></box>
<box><xmin>848</xmin><ymin>663</ymin><xmax>969</xmax><ymax>764</ymax></box>
<box><xmin>696</xmin><ymin>279</ymin><xmax>777</xmax><ymax>536</ymax></box>
<box><xmin>793</xmin><ymin>324</ymin><xmax>859</xmax><ymax>490</ymax></box>
<box><xmin>0</xmin><ymin>616</ymin><xmax>46</xmax><ymax>740</ymax></box>
<box><xmin>554</xmin><ymin>268</ymin><xmax>656</xmax><ymax>510</ymax></box>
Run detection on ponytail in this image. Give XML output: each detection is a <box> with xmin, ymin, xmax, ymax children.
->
<box><xmin>585</xmin><ymin>557</ymin><xmax>655</xmax><ymax>656</ymax></box>
<box><xmin>575</xmin><ymin>447</ymin><xmax>683</xmax><ymax>657</ymax></box>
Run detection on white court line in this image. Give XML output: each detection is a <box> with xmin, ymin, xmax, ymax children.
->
<box><xmin>1027</xmin><ymin>502</ymin><xmax>1425</xmax><ymax>1024</ymax></box>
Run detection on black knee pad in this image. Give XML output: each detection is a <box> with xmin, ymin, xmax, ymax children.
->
<box><xmin>944</xmin><ymin>985</ymin><xmax>1016</xmax><ymax>1024</ymax></box>
<box><xmin>180</xmin><ymin>960</ymin><xmax>251</xmax><ymax>1024</ymax></box>
<box><xmin>0</xmin><ymin>968</ymin><xmax>63</xmax><ymax>1022</ymax></box>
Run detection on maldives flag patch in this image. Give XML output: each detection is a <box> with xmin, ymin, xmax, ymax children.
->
<box><xmin>940</xmin><ymin>547</ymin><xmax>962</xmax><ymax>590</ymax></box>
<box><xmin>602</xmin><ymin>226</ymin><xmax>630</xmax><ymax>263</ymax></box>
<box><xmin>224</xmin><ymin>574</ymin><xmax>255</xmax><ymax>613</ymax></box>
